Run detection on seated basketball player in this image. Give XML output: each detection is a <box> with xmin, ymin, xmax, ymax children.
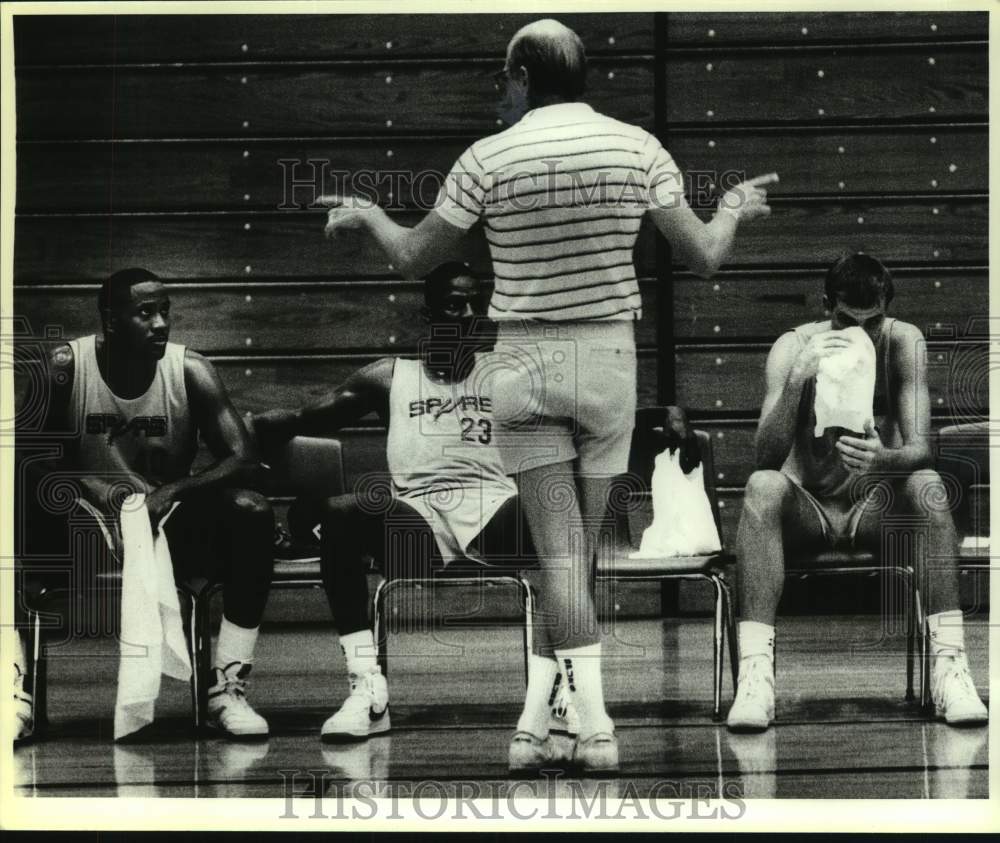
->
<box><xmin>252</xmin><ymin>264</ymin><xmax>576</xmax><ymax>757</ymax></box>
<box><xmin>727</xmin><ymin>254</ymin><xmax>988</xmax><ymax>731</ymax></box>
<box><xmin>14</xmin><ymin>268</ymin><xmax>275</xmax><ymax>741</ymax></box>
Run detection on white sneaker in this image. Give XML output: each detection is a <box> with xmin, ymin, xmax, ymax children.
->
<box><xmin>321</xmin><ymin>671</ymin><xmax>390</xmax><ymax>743</ymax></box>
<box><xmin>572</xmin><ymin>731</ymin><xmax>619</xmax><ymax>773</ymax></box>
<box><xmin>12</xmin><ymin>664</ymin><xmax>33</xmax><ymax>744</ymax></box>
<box><xmin>206</xmin><ymin>662</ymin><xmax>269</xmax><ymax>740</ymax></box>
<box><xmin>932</xmin><ymin>654</ymin><xmax>988</xmax><ymax>726</ymax></box>
<box><xmin>727</xmin><ymin>655</ymin><xmax>775</xmax><ymax>732</ymax></box>
<box><xmin>548</xmin><ymin>682</ymin><xmax>581</xmax><ymax>736</ymax></box>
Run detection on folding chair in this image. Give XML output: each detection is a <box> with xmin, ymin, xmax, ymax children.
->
<box><xmin>22</xmin><ymin>532</ymin><xmax>201</xmax><ymax>736</ymax></box>
<box><xmin>782</xmin><ymin>422</ymin><xmax>991</xmax><ymax>711</ymax></box>
<box><xmin>371</xmin><ymin>565</ymin><xmax>535</xmax><ymax>687</ymax></box>
<box><xmin>598</xmin><ymin>407</ymin><xmax>739</xmax><ymax>720</ymax></box>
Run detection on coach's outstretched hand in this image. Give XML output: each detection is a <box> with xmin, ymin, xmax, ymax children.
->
<box><xmin>719</xmin><ymin>172</ymin><xmax>779</xmax><ymax>224</ymax></box>
<box><xmin>318</xmin><ymin>194</ymin><xmax>381</xmax><ymax>238</ymax></box>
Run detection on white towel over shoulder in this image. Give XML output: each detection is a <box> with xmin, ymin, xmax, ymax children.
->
<box><xmin>814</xmin><ymin>326</ymin><xmax>877</xmax><ymax>436</ymax></box>
<box><xmin>115</xmin><ymin>493</ymin><xmax>191</xmax><ymax>740</ymax></box>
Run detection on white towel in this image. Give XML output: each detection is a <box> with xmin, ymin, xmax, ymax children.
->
<box><xmin>114</xmin><ymin>493</ymin><xmax>191</xmax><ymax>740</ymax></box>
<box><xmin>630</xmin><ymin>448</ymin><xmax>722</xmax><ymax>559</ymax></box>
<box><xmin>814</xmin><ymin>326</ymin><xmax>877</xmax><ymax>436</ymax></box>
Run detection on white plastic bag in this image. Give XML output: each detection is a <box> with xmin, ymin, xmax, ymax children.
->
<box><xmin>629</xmin><ymin>448</ymin><xmax>722</xmax><ymax>558</ymax></box>
<box><xmin>814</xmin><ymin>326</ymin><xmax>876</xmax><ymax>436</ymax></box>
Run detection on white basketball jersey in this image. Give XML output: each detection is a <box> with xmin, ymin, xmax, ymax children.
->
<box><xmin>69</xmin><ymin>335</ymin><xmax>197</xmax><ymax>489</ymax></box>
<box><xmin>386</xmin><ymin>357</ymin><xmax>516</xmax><ymax>562</ymax></box>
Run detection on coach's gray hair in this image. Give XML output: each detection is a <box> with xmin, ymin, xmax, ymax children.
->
<box><xmin>507</xmin><ymin>19</ymin><xmax>587</xmax><ymax>101</ymax></box>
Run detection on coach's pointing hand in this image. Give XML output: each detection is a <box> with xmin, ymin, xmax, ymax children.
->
<box><xmin>319</xmin><ymin>194</ymin><xmax>381</xmax><ymax>237</ymax></box>
<box><xmin>719</xmin><ymin>172</ymin><xmax>779</xmax><ymax>224</ymax></box>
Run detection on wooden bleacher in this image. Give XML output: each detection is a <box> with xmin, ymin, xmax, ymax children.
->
<box><xmin>12</xmin><ymin>12</ymin><xmax>988</xmax><ymax>614</ymax></box>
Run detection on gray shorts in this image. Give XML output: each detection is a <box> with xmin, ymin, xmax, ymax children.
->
<box><xmin>483</xmin><ymin>320</ymin><xmax>637</xmax><ymax>476</ymax></box>
<box><xmin>787</xmin><ymin>477</ymin><xmax>876</xmax><ymax>548</ymax></box>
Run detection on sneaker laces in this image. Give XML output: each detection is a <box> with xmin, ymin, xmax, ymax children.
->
<box><xmin>214</xmin><ymin>663</ymin><xmax>251</xmax><ymax>701</ymax></box>
<box><xmin>345</xmin><ymin>672</ymin><xmax>386</xmax><ymax>712</ymax></box>
<box><xmin>13</xmin><ymin>663</ymin><xmax>31</xmax><ymax>705</ymax></box>
<box><xmin>737</xmin><ymin>656</ymin><xmax>773</xmax><ymax>700</ymax></box>
<box><xmin>934</xmin><ymin>655</ymin><xmax>978</xmax><ymax>707</ymax></box>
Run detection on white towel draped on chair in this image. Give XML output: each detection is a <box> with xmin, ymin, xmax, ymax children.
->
<box><xmin>114</xmin><ymin>494</ymin><xmax>191</xmax><ymax>740</ymax></box>
<box><xmin>630</xmin><ymin>448</ymin><xmax>722</xmax><ymax>559</ymax></box>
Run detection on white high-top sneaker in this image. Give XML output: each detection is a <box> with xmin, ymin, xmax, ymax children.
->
<box><xmin>12</xmin><ymin>663</ymin><xmax>33</xmax><ymax>744</ymax></box>
<box><xmin>932</xmin><ymin>654</ymin><xmax>988</xmax><ymax>726</ymax></box>
<box><xmin>206</xmin><ymin>662</ymin><xmax>269</xmax><ymax>740</ymax></box>
<box><xmin>726</xmin><ymin>654</ymin><xmax>775</xmax><ymax>732</ymax></box>
<box><xmin>321</xmin><ymin>671</ymin><xmax>390</xmax><ymax>743</ymax></box>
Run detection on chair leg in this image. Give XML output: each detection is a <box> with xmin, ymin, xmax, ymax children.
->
<box><xmin>905</xmin><ymin>570</ymin><xmax>916</xmax><ymax>702</ymax></box>
<box><xmin>187</xmin><ymin>602</ymin><xmax>200</xmax><ymax>730</ymax></box>
<box><xmin>914</xmin><ymin>586</ymin><xmax>932</xmax><ymax>713</ymax></box>
<box><xmin>518</xmin><ymin>576</ymin><xmax>534</xmax><ymax>688</ymax></box>
<box><xmin>719</xmin><ymin>576</ymin><xmax>740</xmax><ymax>695</ymax></box>
<box><xmin>30</xmin><ymin>608</ymin><xmax>48</xmax><ymax>735</ymax></box>
<box><xmin>711</xmin><ymin>576</ymin><xmax>724</xmax><ymax>722</ymax></box>
<box><xmin>372</xmin><ymin>578</ymin><xmax>391</xmax><ymax>680</ymax></box>
<box><xmin>178</xmin><ymin>589</ymin><xmax>200</xmax><ymax>731</ymax></box>
<box><xmin>192</xmin><ymin>591</ymin><xmax>214</xmax><ymax>732</ymax></box>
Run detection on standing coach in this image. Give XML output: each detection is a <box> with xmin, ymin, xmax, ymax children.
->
<box><xmin>321</xmin><ymin>18</ymin><xmax>777</xmax><ymax>772</ymax></box>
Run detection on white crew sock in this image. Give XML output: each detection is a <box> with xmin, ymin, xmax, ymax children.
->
<box><xmin>340</xmin><ymin>629</ymin><xmax>378</xmax><ymax>684</ymax></box>
<box><xmin>556</xmin><ymin>642</ymin><xmax>613</xmax><ymax>739</ymax></box>
<box><xmin>928</xmin><ymin>610</ymin><xmax>965</xmax><ymax>660</ymax></box>
<box><xmin>214</xmin><ymin>616</ymin><xmax>260</xmax><ymax>673</ymax></box>
<box><xmin>516</xmin><ymin>654</ymin><xmax>560</xmax><ymax>738</ymax></box>
<box><xmin>738</xmin><ymin>621</ymin><xmax>775</xmax><ymax>664</ymax></box>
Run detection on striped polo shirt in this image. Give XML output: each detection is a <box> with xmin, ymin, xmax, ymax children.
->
<box><xmin>434</xmin><ymin>102</ymin><xmax>683</xmax><ymax>322</ymax></box>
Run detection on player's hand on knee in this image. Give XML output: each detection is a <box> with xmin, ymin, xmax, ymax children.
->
<box><xmin>835</xmin><ymin>419</ymin><xmax>884</xmax><ymax>476</ymax></box>
<box><xmin>145</xmin><ymin>485</ymin><xmax>176</xmax><ymax>533</ymax></box>
<box><xmin>719</xmin><ymin>172</ymin><xmax>779</xmax><ymax>224</ymax></box>
<box><xmin>318</xmin><ymin>194</ymin><xmax>378</xmax><ymax>237</ymax></box>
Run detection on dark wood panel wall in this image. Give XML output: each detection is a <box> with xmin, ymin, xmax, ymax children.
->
<box><xmin>13</xmin><ymin>13</ymin><xmax>989</xmax><ymax>577</ymax></box>
<box><xmin>656</xmin><ymin>12</ymin><xmax>988</xmax><ymax>549</ymax></box>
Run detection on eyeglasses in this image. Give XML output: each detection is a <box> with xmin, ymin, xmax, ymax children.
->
<box><xmin>492</xmin><ymin>67</ymin><xmax>510</xmax><ymax>92</ymax></box>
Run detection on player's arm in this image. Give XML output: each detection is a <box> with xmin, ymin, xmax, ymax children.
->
<box><xmin>835</xmin><ymin>323</ymin><xmax>933</xmax><ymax>476</ymax></box>
<box><xmin>754</xmin><ymin>333</ymin><xmax>807</xmax><ymax>470</ymax></box>
<box><xmin>250</xmin><ymin>357</ymin><xmax>393</xmax><ymax>447</ymax></box>
<box><xmin>755</xmin><ymin>330</ymin><xmax>854</xmax><ymax>469</ymax></box>
<box><xmin>144</xmin><ymin>350</ymin><xmax>260</xmax><ymax>523</ymax></box>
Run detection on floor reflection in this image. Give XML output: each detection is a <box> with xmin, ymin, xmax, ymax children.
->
<box><xmin>726</xmin><ymin>729</ymin><xmax>777</xmax><ymax>799</ymax></box>
<box><xmin>925</xmin><ymin>722</ymin><xmax>988</xmax><ymax>799</ymax></box>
